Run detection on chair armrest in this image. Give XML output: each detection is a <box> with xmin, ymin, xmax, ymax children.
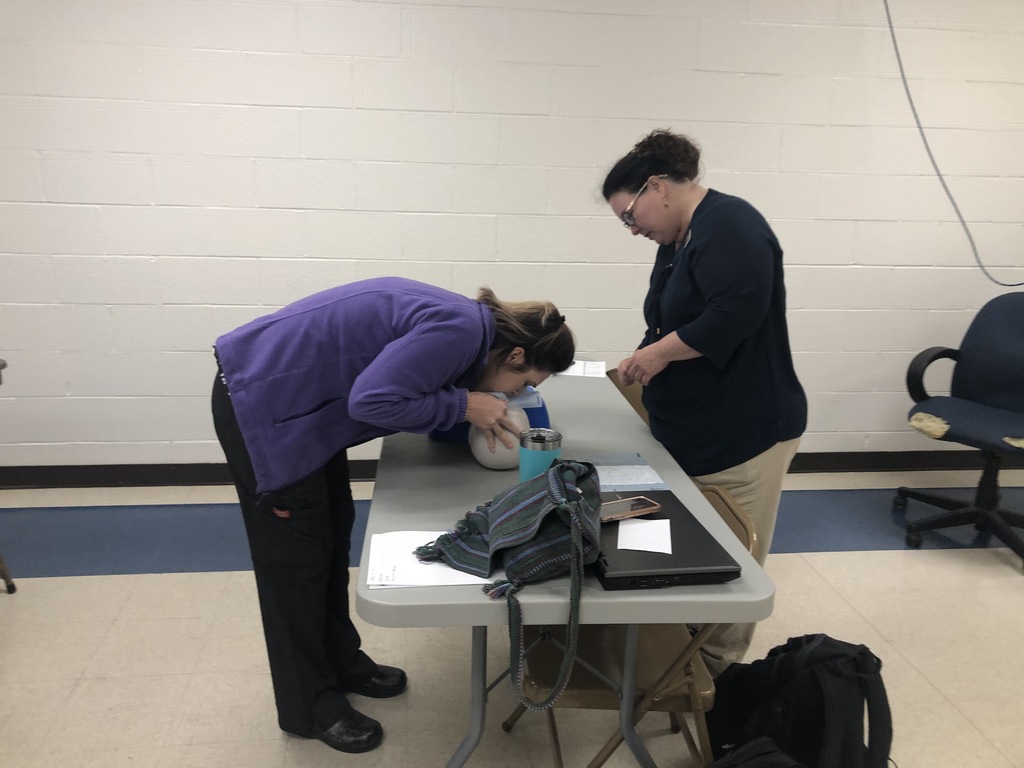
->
<box><xmin>906</xmin><ymin>346</ymin><xmax>959</xmax><ymax>403</ymax></box>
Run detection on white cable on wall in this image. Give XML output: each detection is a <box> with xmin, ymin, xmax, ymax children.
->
<box><xmin>882</xmin><ymin>0</ymin><xmax>1024</xmax><ymax>287</ymax></box>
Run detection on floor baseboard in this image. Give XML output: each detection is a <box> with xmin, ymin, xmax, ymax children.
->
<box><xmin>1</xmin><ymin>452</ymin><xmax>1022</xmax><ymax>490</ymax></box>
<box><xmin>0</xmin><ymin>461</ymin><xmax>378</xmax><ymax>489</ymax></box>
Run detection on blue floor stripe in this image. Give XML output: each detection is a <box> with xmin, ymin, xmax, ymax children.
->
<box><xmin>773</xmin><ymin>486</ymin><xmax>1023</xmax><ymax>553</ymax></box>
<box><xmin>0</xmin><ymin>489</ymin><xmax>1021</xmax><ymax>578</ymax></box>
<box><xmin>0</xmin><ymin>501</ymin><xmax>370</xmax><ymax>578</ymax></box>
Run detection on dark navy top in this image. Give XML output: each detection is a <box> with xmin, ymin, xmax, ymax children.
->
<box><xmin>639</xmin><ymin>190</ymin><xmax>807</xmax><ymax>475</ymax></box>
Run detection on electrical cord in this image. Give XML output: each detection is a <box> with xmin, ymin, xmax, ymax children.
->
<box><xmin>882</xmin><ymin>0</ymin><xmax>1024</xmax><ymax>287</ymax></box>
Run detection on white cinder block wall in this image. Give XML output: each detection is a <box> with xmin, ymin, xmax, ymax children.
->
<box><xmin>1</xmin><ymin>0</ymin><xmax>1022</xmax><ymax>468</ymax></box>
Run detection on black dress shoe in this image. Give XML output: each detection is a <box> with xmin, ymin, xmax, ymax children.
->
<box><xmin>346</xmin><ymin>664</ymin><xmax>408</xmax><ymax>699</ymax></box>
<box><xmin>294</xmin><ymin>711</ymin><xmax>383</xmax><ymax>754</ymax></box>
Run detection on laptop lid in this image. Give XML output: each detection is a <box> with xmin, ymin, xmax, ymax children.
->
<box><xmin>595</xmin><ymin>489</ymin><xmax>742</xmax><ymax>590</ymax></box>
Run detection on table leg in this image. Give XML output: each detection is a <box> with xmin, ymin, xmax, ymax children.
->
<box><xmin>446</xmin><ymin>625</ymin><xmax>488</xmax><ymax>768</ymax></box>
<box><xmin>618</xmin><ymin>623</ymin><xmax>657</xmax><ymax>768</ymax></box>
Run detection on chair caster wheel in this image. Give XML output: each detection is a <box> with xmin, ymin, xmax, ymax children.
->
<box><xmin>906</xmin><ymin>531</ymin><xmax>922</xmax><ymax>548</ymax></box>
<box><xmin>892</xmin><ymin>495</ymin><xmax>907</xmax><ymax>512</ymax></box>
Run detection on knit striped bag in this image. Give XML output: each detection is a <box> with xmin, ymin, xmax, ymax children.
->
<box><xmin>415</xmin><ymin>459</ymin><xmax>602</xmax><ymax>709</ymax></box>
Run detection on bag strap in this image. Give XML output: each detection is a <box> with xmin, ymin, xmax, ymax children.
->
<box><xmin>815</xmin><ymin>648</ymin><xmax>893</xmax><ymax>768</ymax></box>
<box><xmin>507</xmin><ymin>503</ymin><xmax>586</xmax><ymax>711</ymax></box>
<box><xmin>858</xmin><ymin>651</ymin><xmax>893</xmax><ymax>768</ymax></box>
<box><xmin>815</xmin><ymin>662</ymin><xmax>858</xmax><ymax>768</ymax></box>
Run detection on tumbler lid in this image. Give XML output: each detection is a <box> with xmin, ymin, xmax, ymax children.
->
<box><xmin>519</xmin><ymin>427</ymin><xmax>562</xmax><ymax>450</ymax></box>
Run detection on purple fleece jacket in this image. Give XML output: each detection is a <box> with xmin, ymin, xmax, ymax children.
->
<box><xmin>214</xmin><ymin>277</ymin><xmax>495</xmax><ymax>492</ymax></box>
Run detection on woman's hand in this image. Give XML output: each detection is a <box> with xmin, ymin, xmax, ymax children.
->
<box><xmin>619</xmin><ymin>334</ymin><xmax>702</xmax><ymax>386</ymax></box>
<box><xmin>465</xmin><ymin>392</ymin><xmax>521</xmax><ymax>452</ymax></box>
<box><xmin>618</xmin><ymin>346</ymin><xmax>669</xmax><ymax>387</ymax></box>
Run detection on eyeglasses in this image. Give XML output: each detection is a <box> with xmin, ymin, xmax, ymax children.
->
<box><xmin>620</xmin><ymin>179</ymin><xmax>650</xmax><ymax>228</ymax></box>
<box><xmin>620</xmin><ymin>175</ymin><xmax>668</xmax><ymax>228</ymax></box>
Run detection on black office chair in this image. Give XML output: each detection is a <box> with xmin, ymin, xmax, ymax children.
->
<box><xmin>893</xmin><ymin>293</ymin><xmax>1024</xmax><ymax>566</ymax></box>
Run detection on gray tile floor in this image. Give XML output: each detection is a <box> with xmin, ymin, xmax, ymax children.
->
<box><xmin>2</xmin><ymin>472</ymin><xmax>1023</xmax><ymax>767</ymax></box>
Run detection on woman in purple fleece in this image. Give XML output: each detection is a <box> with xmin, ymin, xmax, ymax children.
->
<box><xmin>210</xmin><ymin>276</ymin><xmax>575</xmax><ymax>755</ymax></box>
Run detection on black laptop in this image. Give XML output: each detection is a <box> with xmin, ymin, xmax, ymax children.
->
<box><xmin>594</xmin><ymin>489</ymin><xmax>742</xmax><ymax>590</ymax></box>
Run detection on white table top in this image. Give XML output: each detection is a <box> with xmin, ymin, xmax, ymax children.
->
<box><xmin>355</xmin><ymin>373</ymin><xmax>775</xmax><ymax>628</ymax></box>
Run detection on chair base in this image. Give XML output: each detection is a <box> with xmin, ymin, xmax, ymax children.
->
<box><xmin>501</xmin><ymin>623</ymin><xmax>717</xmax><ymax>768</ymax></box>
<box><xmin>896</xmin><ymin>487</ymin><xmax>1024</xmax><ymax>565</ymax></box>
<box><xmin>502</xmin><ymin>705</ymin><xmax>701</xmax><ymax>768</ymax></box>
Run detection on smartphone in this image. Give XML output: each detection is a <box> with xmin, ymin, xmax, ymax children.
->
<box><xmin>599</xmin><ymin>495</ymin><xmax>662</xmax><ymax>523</ymax></box>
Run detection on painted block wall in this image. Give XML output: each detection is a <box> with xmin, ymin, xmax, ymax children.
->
<box><xmin>1</xmin><ymin>0</ymin><xmax>1022</xmax><ymax>466</ymax></box>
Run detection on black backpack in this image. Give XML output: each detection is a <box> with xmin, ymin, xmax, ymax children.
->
<box><xmin>706</xmin><ymin>634</ymin><xmax>892</xmax><ymax>768</ymax></box>
<box><xmin>709</xmin><ymin>736</ymin><xmax>807</xmax><ymax>767</ymax></box>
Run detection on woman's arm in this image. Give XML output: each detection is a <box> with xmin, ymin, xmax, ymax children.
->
<box><xmin>618</xmin><ymin>333</ymin><xmax>702</xmax><ymax>386</ymax></box>
<box><xmin>347</xmin><ymin>309</ymin><xmax>483</xmax><ymax>431</ymax></box>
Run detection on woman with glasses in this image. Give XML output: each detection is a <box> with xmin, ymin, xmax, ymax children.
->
<box><xmin>603</xmin><ymin>129</ymin><xmax>807</xmax><ymax>676</ymax></box>
<box><xmin>211</xmin><ymin>276</ymin><xmax>575</xmax><ymax>754</ymax></box>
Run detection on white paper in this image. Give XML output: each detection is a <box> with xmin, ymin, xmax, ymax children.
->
<box><xmin>562</xmin><ymin>360</ymin><xmax>607</xmax><ymax>377</ymax></box>
<box><xmin>616</xmin><ymin>518</ymin><xmax>673</xmax><ymax>554</ymax></box>
<box><xmin>587</xmin><ymin>452</ymin><xmax>668</xmax><ymax>492</ymax></box>
<box><xmin>365</xmin><ymin>531</ymin><xmax>495</xmax><ymax>589</ymax></box>
<box><xmin>596</xmin><ymin>464</ymin><xmax>665</xmax><ymax>490</ymax></box>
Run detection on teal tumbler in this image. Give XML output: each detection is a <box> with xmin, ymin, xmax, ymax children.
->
<box><xmin>518</xmin><ymin>428</ymin><xmax>562</xmax><ymax>482</ymax></box>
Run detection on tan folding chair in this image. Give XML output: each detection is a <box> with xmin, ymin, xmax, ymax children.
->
<box><xmin>697</xmin><ymin>484</ymin><xmax>763</xmax><ymax>564</ymax></box>
<box><xmin>606</xmin><ymin>367</ymin><xmax>650</xmax><ymax>426</ymax></box>
<box><xmin>502</xmin><ymin>485</ymin><xmax>757</xmax><ymax>767</ymax></box>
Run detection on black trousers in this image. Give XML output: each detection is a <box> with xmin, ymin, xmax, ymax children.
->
<box><xmin>211</xmin><ymin>374</ymin><xmax>377</xmax><ymax>734</ymax></box>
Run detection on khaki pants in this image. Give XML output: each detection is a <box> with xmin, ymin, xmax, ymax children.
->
<box><xmin>692</xmin><ymin>436</ymin><xmax>800</xmax><ymax>677</ymax></box>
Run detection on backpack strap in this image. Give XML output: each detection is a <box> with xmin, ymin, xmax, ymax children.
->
<box><xmin>814</xmin><ymin>661</ymin><xmax>859</xmax><ymax>768</ymax></box>
<box><xmin>506</xmin><ymin>507</ymin><xmax>586</xmax><ymax>710</ymax></box>
<box><xmin>815</xmin><ymin>645</ymin><xmax>893</xmax><ymax>768</ymax></box>
<box><xmin>858</xmin><ymin>650</ymin><xmax>893</xmax><ymax>768</ymax></box>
